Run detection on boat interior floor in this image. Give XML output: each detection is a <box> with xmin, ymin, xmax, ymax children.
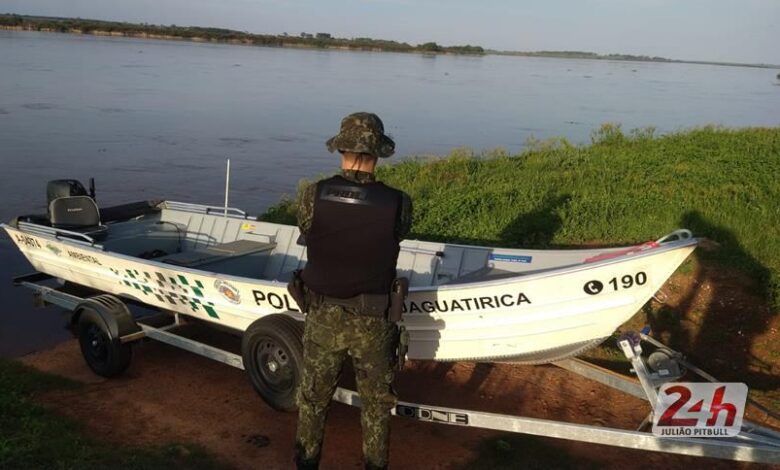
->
<box><xmin>159</xmin><ymin>240</ymin><xmax>277</xmax><ymax>268</ymax></box>
<box><xmin>16</xmin><ymin>202</ymin><xmax>600</xmax><ymax>287</ymax></box>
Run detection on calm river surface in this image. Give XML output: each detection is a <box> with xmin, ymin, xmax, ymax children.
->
<box><xmin>1</xmin><ymin>30</ymin><xmax>778</xmax><ymax>356</ymax></box>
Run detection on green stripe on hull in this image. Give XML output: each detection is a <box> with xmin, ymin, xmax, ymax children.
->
<box><xmin>111</xmin><ymin>266</ymin><xmax>220</xmax><ymax>319</ymax></box>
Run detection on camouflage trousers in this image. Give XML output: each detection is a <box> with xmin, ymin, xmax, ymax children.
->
<box><xmin>295</xmin><ymin>302</ymin><xmax>398</xmax><ymax>468</ymax></box>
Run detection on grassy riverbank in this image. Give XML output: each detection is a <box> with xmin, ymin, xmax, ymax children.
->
<box><xmin>0</xmin><ymin>358</ymin><xmax>227</xmax><ymax>469</ymax></box>
<box><xmin>265</xmin><ymin>124</ymin><xmax>780</xmax><ymax>421</ymax></box>
<box><xmin>264</xmin><ymin>125</ymin><xmax>780</xmax><ymax>307</ymax></box>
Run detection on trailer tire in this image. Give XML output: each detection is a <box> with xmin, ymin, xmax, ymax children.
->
<box><xmin>242</xmin><ymin>315</ymin><xmax>304</xmax><ymax>412</ymax></box>
<box><xmin>77</xmin><ymin>307</ymin><xmax>132</xmax><ymax>377</ymax></box>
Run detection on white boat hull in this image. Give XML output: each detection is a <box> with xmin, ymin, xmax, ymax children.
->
<box><xmin>3</xmin><ymin>203</ymin><xmax>696</xmax><ymax>363</ymax></box>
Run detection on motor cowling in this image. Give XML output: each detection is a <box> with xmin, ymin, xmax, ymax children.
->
<box><xmin>46</xmin><ymin>179</ymin><xmax>89</xmax><ymax>208</ymax></box>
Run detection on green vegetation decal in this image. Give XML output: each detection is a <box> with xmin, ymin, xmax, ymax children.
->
<box><xmin>109</xmin><ymin>268</ymin><xmax>219</xmax><ymax>318</ymax></box>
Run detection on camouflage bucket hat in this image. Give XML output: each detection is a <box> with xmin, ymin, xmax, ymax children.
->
<box><xmin>326</xmin><ymin>112</ymin><xmax>395</xmax><ymax>159</ymax></box>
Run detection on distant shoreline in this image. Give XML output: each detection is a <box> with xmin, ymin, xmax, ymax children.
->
<box><xmin>2</xmin><ymin>14</ymin><xmax>779</xmax><ymax>69</ymax></box>
<box><xmin>489</xmin><ymin>49</ymin><xmax>780</xmax><ymax>70</ymax></box>
<box><xmin>0</xmin><ymin>25</ymin><xmax>347</xmax><ymax>50</ymax></box>
<box><xmin>0</xmin><ymin>15</ymin><xmax>486</xmax><ymax>56</ymax></box>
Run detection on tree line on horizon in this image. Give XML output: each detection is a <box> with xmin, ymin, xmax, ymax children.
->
<box><xmin>496</xmin><ymin>49</ymin><xmax>672</xmax><ymax>62</ymax></box>
<box><xmin>0</xmin><ymin>14</ymin><xmax>486</xmax><ymax>55</ymax></box>
<box><xmin>5</xmin><ymin>14</ymin><xmax>777</xmax><ymax>68</ymax></box>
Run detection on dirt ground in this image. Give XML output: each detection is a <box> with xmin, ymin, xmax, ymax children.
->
<box><xmin>17</xmin><ymin>260</ymin><xmax>780</xmax><ymax>470</ymax></box>
<box><xmin>19</xmin><ymin>340</ymin><xmax>775</xmax><ymax>470</ymax></box>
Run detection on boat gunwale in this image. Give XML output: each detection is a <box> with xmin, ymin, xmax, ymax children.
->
<box><xmin>2</xmin><ymin>217</ymin><xmax>699</xmax><ymax>294</ymax></box>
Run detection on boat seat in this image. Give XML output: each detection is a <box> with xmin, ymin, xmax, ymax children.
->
<box><xmin>161</xmin><ymin>239</ymin><xmax>276</xmax><ymax>268</ymax></box>
<box><xmin>443</xmin><ymin>266</ymin><xmax>521</xmax><ymax>285</ymax></box>
<box><xmin>49</xmin><ymin>196</ymin><xmax>108</xmax><ymax>241</ymax></box>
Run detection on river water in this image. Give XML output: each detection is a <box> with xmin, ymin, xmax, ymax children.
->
<box><xmin>1</xmin><ymin>30</ymin><xmax>778</xmax><ymax>357</ymax></box>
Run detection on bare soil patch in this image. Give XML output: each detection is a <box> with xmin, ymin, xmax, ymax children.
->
<box><xmin>19</xmin><ymin>260</ymin><xmax>780</xmax><ymax>469</ymax></box>
<box><xmin>19</xmin><ymin>350</ymin><xmax>772</xmax><ymax>469</ymax></box>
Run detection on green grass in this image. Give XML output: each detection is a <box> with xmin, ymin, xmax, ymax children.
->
<box><xmin>0</xmin><ymin>358</ymin><xmax>229</xmax><ymax>470</ymax></box>
<box><xmin>262</xmin><ymin>123</ymin><xmax>780</xmax><ymax>467</ymax></box>
<box><xmin>261</xmin><ymin>125</ymin><xmax>780</xmax><ymax>466</ymax></box>
<box><xmin>262</xmin><ymin>124</ymin><xmax>780</xmax><ymax>306</ymax></box>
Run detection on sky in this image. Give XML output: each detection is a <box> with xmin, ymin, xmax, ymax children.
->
<box><xmin>1</xmin><ymin>0</ymin><xmax>778</xmax><ymax>64</ymax></box>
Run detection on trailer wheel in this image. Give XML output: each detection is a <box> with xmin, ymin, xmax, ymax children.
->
<box><xmin>242</xmin><ymin>315</ymin><xmax>304</xmax><ymax>412</ymax></box>
<box><xmin>77</xmin><ymin>307</ymin><xmax>132</xmax><ymax>377</ymax></box>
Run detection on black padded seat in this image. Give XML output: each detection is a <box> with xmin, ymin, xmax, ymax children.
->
<box><xmin>49</xmin><ymin>196</ymin><xmax>108</xmax><ymax>241</ymax></box>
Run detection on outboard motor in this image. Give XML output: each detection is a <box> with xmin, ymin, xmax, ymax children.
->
<box><xmin>46</xmin><ymin>179</ymin><xmax>89</xmax><ymax>208</ymax></box>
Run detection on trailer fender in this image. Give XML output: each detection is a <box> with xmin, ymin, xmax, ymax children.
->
<box><xmin>71</xmin><ymin>295</ymin><xmax>141</xmax><ymax>341</ymax></box>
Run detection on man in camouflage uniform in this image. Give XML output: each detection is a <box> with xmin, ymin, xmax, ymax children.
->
<box><xmin>294</xmin><ymin>112</ymin><xmax>412</xmax><ymax>470</ymax></box>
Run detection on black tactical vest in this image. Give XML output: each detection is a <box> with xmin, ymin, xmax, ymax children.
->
<box><xmin>302</xmin><ymin>175</ymin><xmax>402</xmax><ymax>298</ymax></box>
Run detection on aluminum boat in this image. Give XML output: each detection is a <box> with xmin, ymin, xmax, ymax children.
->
<box><xmin>3</xmin><ymin>182</ymin><xmax>697</xmax><ymax>363</ymax></box>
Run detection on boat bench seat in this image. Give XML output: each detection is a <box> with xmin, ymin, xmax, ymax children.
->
<box><xmin>443</xmin><ymin>266</ymin><xmax>520</xmax><ymax>285</ymax></box>
<box><xmin>160</xmin><ymin>239</ymin><xmax>276</xmax><ymax>268</ymax></box>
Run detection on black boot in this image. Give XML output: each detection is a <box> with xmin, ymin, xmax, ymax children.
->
<box><xmin>294</xmin><ymin>455</ymin><xmax>319</xmax><ymax>470</ymax></box>
<box><xmin>293</xmin><ymin>443</ymin><xmax>320</xmax><ymax>470</ymax></box>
